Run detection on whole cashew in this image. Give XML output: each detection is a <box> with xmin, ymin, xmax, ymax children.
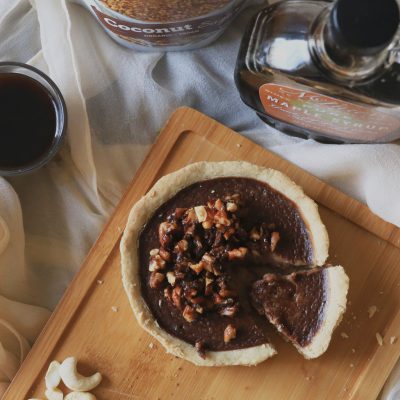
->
<box><xmin>45</xmin><ymin>387</ymin><xmax>63</xmax><ymax>400</ymax></box>
<box><xmin>45</xmin><ymin>361</ymin><xmax>61</xmax><ymax>389</ymax></box>
<box><xmin>59</xmin><ymin>357</ymin><xmax>102</xmax><ymax>392</ymax></box>
<box><xmin>64</xmin><ymin>392</ymin><xmax>97</xmax><ymax>400</ymax></box>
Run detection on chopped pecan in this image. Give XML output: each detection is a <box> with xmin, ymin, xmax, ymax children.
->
<box><xmin>214</xmin><ymin>199</ymin><xmax>224</xmax><ymax>211</ymax></box>
<box><xmin>195</xmin><ymin>305</ymin><xmax>204</xmax><ymax>314</ymax></box>
<box><xmin>227</xmin><ymin>247</ymin><xmax>248</xmax><ymax>260</ymax></box>
<box><xmin>149</xmin><ymin>254</ymin><xmax>166</xmax><ymax>272</ymax></box>
<box><xmin>224</xmin><ymin>324</ymin><xmax>237</xmax><ymax>343</ymax></box>
<box><xmin>202</xmin><ymin>220</ymin><xmax>213</xmax><ymax>230</ymax></box>
<box><xmin>184</xmin><ymin>208</ymin><xmax>197</xmax><ymax>223</ymax></box>
<box><xmin>270</xmin><ymin>231</ymin><xmax>280</xmax><ymax>252</ymax></box>
<box><xmin>159</xmin><ymin>248</ymin><xmax>171</xmax><ymax>261</ymax></box>
<box><xmin>158</xmin><ymin>221</ymin><xmax>178</xmax><ymax>247</ymax></box>
<box><xmin>213</xmin><ymin>293</ymin><xmax>224</xmax><ymax>305</ymax></box>
<box><xmin>149</xmin><ymin>272</ymin><xmax>165</xmax><ymax>289</ymax></box>
<box><xmin>174</xmin><ymin>239</ymin><xmax>189</xmax><ymax>253</ymax></box>
<box><xmin>223</xmin><ymin>227</ymin><xmax>235</xmax><ymax>240</ymax></box>
<box><xmin>219</xmin><ymin>305</ymin><xmax>239</xmax><ymax>317</ymax></box>
<box><xmin>201</xmin><ymin>253</ymin><xmax>215</xmax><ymax>272</ymax></box>
<box><xmin>184</xmin><ymin>287</ymin><xmax>198</xmax><ymax>299</ymax></box>
<box><xmin>164</xmin><ymin>287</ymin><xmax>172</xmax><ymax>301</ymax></box>
<box><xmin>224</xmin><ymin>194</ymin><xmax>241</xmax><ymax>202</ymax></box>
<box><xmin>166</xmin><ymin>271</ymin><xmax>176</xmax><ymax>286</ymax></box>
<box><xmin>149</xmin><ymin>248</ymin><xmax>159</xmax><ymax>256</ymax></box>
<box><xmin>194</xmin><ymin>206</ymin><xmax>208</xmax><ymax>223</ymax></box>
<box><xmin>182</xmin><ymin>305</ymin><xmax>197</xmax><ymax>322</ymax></box>
<box><xmin>189</xmin><ymin>261</ymin><xmax>204</xmax><ymax>275</ymax></box>
<box><xmin>214</xmin><ymin>210</ymin><xmax>230</xmax><ymax>226</ymax></box>
<box><xmin>172</xmin><ymin>286</ymin><xmax>183</xmax><ymax>309</ymax></box>
<box><xmin>226</xmin><ymin>202</ymin><xmax>238</xmax><ymax>212</ymax></box>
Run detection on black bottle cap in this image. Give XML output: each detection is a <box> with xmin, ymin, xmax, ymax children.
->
<box><xmin>330</xmin><ymin>0</ymin><xmax>400</xmax><ymax>54</ymax></box>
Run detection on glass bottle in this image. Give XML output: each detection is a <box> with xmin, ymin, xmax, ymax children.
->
<box><xmin>235</xmin><ymin>0</ymin><xmax>400</xmax><ymax>143</ymax></box>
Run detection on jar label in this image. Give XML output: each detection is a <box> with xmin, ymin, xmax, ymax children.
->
<box><xmin>90</xmin><ymin>4</ymin><xmax>242</xmax><ymax>45</ymax></box>
<box><xmin>259</xmin><ymin>84</ymin><xmax>400</xmax><ymax>141</ymax></box>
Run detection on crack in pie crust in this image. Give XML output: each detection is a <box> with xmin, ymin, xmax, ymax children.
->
<box><xmin>121</xmin><ymin>161</ymin><xmax>348</xmax><ymax>366</ymax></box>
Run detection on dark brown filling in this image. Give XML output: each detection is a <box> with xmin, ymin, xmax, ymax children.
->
<box><xmin>251</xmin><ymin>268</ymin><xmax>327</xmax><ymax>347</ymax></box>
<box><xmin>139</xmin><ymin>177</ymin><xmax>316</xmax><ymax>353</ymax></box>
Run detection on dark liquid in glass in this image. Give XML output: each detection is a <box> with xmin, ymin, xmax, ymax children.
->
<box><xmin>0</xmin><ymin>73</ymin><xmax>56</xmax><ymax>168</ymax></box>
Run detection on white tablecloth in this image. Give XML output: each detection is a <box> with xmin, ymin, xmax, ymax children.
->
<box><xmin>0</xmin><ymin>0</ymin><xmax>399</xmax><ymax>398</ymax></box>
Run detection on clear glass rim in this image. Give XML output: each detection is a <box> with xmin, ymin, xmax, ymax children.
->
<box><xmin>0</xmin><ymin>62</ymin><xmax>67</xmax><ymax>176</ymax></box>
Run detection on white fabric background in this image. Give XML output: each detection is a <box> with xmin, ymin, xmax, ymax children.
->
<box><xmin>0</xmin><ymin>0</ymin><xmax>399</xmax><ymax>398</ymax></box>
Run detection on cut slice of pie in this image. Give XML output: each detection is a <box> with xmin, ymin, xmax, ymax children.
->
<box><xmin>251</xmin><ymin>265</ymin><xmax>349</xmax><ymax>359</ymax></box>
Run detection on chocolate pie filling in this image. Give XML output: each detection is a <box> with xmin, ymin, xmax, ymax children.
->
<box><xmin>139</xmin><ymin>177</ymin><xmax>318</xmax><ymax>352</ymax></box>
<box><xmin>251</xmin><ymin>268</ymin><xmax>327</xmax><ymax>347</ymax></box>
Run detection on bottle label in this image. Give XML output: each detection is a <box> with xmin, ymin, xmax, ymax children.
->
<box><xmin>90</xmin><ymin>3</ymin><xmax>243</xmax><ymax>46</ymax></box>
<box><xmin>259</xmin><ymin>84</ymin><xmax>400</xmax><ymax>141</ymax></box>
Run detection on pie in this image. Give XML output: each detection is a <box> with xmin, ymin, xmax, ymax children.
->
<box><xmin>120</xmin><ymin>161</ymin><xmax>349</xmax><ymax>366</ymax></box>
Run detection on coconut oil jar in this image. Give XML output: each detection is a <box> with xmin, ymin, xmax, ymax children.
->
<box><xmin>73</xmin><ymin>0</ymin><xmax>249</xmax><ymax>51</ymax></box>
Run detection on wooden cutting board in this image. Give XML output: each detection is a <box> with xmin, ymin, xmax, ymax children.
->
<box><xmin>5</xmin><ymin>107</ymin><xmax>400</xmax><ymax>400</ymax></box>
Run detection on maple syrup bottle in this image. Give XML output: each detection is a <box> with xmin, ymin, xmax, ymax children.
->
<box><xmin>235</xmin><ymin>0</ymin><xmax>400</xmax><ymax>143</ymax></box>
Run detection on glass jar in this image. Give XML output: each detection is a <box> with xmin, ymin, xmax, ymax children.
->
<box><xmin>235</xmin><ymin>0</ymin><xmax>400</xmax><ymax>144</ymax></box>
<box><xmin>0</xmin><ymin>63</ymin><xmax>67</xmax><ymax>176</ymax></box>
<box><xmin>73</xmin><ymin>0</ymin><xmax>249</xmax><ymax>51</ymax></box>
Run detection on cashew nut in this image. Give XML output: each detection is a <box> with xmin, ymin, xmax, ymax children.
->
<box><xmin>45</xmin><ymin>387</ymin><xmax>63</xmax><ymax>400</ymax></box>
<box><xmin>45</xmin><ymin>361</ymin><xmax>61</xmax><ymax>389</ymax></box>
<box><xmin>59</xmin><ymin>357</ymin><xmax>102</xmax><ymax>392</ymax></box>
<box><xmin>64</xmin><ymin>392</ymin><xmax>97</xmax><ymax>400</ymax></box>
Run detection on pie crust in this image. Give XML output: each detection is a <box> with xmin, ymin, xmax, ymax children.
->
<box><xmin>120</xmin><ymin>161</ymin><xmax>340</xmax><ymax>366</ymax></box>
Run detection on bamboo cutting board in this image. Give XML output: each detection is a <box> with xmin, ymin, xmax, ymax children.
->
<box><xmin>5</xmin><ymin>107</ymin><xmax>400</xmax><ymax>400</ymax></box>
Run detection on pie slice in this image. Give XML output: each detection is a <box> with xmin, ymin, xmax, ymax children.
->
<box><xmin>251</xmin><ymin>266</ymin><xmax>349</xmax><ymax>359</ymax></box>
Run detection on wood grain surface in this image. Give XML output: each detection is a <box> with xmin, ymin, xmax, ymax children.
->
<box><xmin>5</xmin><ymin>107</ymin><xmax>400</xmax><ymax>400</ymax></box>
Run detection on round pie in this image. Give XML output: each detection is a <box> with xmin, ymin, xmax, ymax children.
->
<box><xmin>120</xmin><ymin>161</ymin><xmax>349</xmax><ymax>366</ymax></box>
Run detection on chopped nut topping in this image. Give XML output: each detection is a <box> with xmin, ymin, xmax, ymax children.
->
<box><xmin>182</xmin><ymin>305</ymin><xmax>197</xmax><ymax>322</ymax></box>
<box><xmin>149</xmin><ymin>272</ymin><xmax>165</xmax><ymax>289</ymax></box>
<box><xmin>214</xmin><ymin>199</ymin><xmax>224</xmax><ymax>211</ymax></box>
<box><xmin>175</xmin><ymin>239</ymin><xmax>189</xmax><ymax>253</ymax></box>
<box><xmin>149</xmin><ymin>254</ymin><xmax>166</xmax><ymax>272</ymax></box>
<box><xmin>224</xmin><ymin>324</ymin><xmax>237</xmax><ymax>343</ymax></box>
<box><xmin>194</xmin><ymin>206</ymin><xmax>208</xmax><ymax>222</ymax></box>
<box><xmin>202</xmin><ymin>220</ymin><xmax>213</xmax><ymax>230</ymax></box>
<box><xmin>390</xmin><ymin>336</ymin><xmax>397</xmax><ymax>344</ymax></box>
<box><xmin>187</xmin><ymin>262</ymin><xmax>201</xmax><ymax>274</ymax></box>
<box><xmin>227</xmin><ymin>247</ymin><xmax>248</xmax><ymax>260</ymax></box>
<box><xmin>166</xmin><ymin>271</ymin><xmax>176</xmax><ymax>285</ymax></box>
<box><xmin>172</xmin><ymin>286</ymin><xmax>183</xmax><ymax>309</ymax></box>
<box><xmin>226</xmin><ymin>202</ymin><xmax>238</xmax><ymax>212</ymax></box>
<box><xmin>148</xmin><ymin>194</ymin><xmax>282</xmax><ymax>331</ymax></box>
<box><xmin>219</xmin><ymin>305</ymin><xmax>239</xmax><ymax>317</ymax></box>
<box><xmin>159</xmin><ymin>248</ymin><xmax>171</xmax><ymax>261</ymax></box>
<box><xmin>149</xmin><ymin>248</ymin><xmax>159</xmax><ymax>256</ymax></box>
